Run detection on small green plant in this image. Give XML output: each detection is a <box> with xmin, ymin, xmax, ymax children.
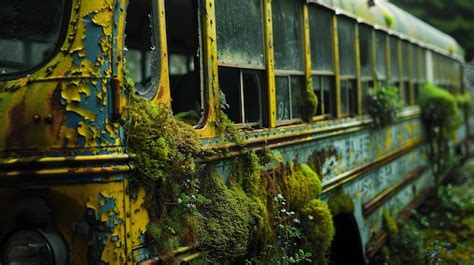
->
<box><xmin>367</xmin><ymin>86</ymin><xmax>402</xmax><ymax>127</ymax></box>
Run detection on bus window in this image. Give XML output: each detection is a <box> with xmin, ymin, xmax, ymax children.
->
<box><xmin>166</xmin><ymin>0</ymin><xmax>203</xmax><ymax>125</ymax></box>
<box><xmin>309</xmin><ymin>6</ymin><xmax>336</xmax><ymax>118</ymax></box>
<box><xmin>375</xmin><ymin>31</ymin><xmax>387</xmax><ymax>86</ymax></box>
<box><xmin>124</xmin><ymin>0</ymin><xmax>160</xmax><ymax>99</ymax></box>
<box><xmin>402</xmin><ymin>41</ymin><xmax>410</xmax><ymax>104</ymax></box>
<box><xmin>273</xmin><ymin>0</ymin><xmax>304</xmax><ymax>124</ymax></box>
<box><xmin>359</xmin><ymin>24</ymin><xmax>373</xmax><ymax>114</ymax></box>
<box><xmin>411</xmin><ymin>44</ymin><xmax>419</xmax><ymax>105</ymax></box>
<box><xmin>338</xmin><ymin>16</ymin><xmax>357</xmax><ymax>117</ymax></box>
<box><xmin>215</xmin><ymin>0</ymin><xmax>265</xmax><ymax>127</ymax></box>
<box><xmin>389</xmin><ymin>36</ymin><xmax>400</xmax><ymax>87</ymax></box>
<box><xmin>415</xmin><ymin>47</ymin><xmax>426</xmax><ymax>104</ymax></box>
<box><xmin>0</xmin><ymin>0</ymin><xmax>67</xmax><ymax>77</ymax></box>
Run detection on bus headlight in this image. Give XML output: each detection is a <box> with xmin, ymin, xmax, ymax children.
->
<box><xmin>3</xmin><ymin>230</ymin><xmax>57</xmax><ymax>265</ymax></box>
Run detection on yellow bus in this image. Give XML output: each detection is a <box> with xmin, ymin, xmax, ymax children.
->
<box><xmin>0</xmin><ymin>0</ymin><xmax>467</xmax><ymax>264</ymax></box>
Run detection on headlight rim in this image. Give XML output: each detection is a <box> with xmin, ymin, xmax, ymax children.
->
<box><xmin>2</xmin><ymin>228</ymin><xmax>56</xmax><ymax>265</ymax></box>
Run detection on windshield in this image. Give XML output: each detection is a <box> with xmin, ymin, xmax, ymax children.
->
<box><xmin>0</xmin><ymin>0</ymin><xmax>66</xmax><ymax>76</ymax></box>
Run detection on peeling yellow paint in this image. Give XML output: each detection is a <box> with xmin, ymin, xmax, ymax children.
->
<box><xmin>67</xmin><ymin>104</ymin><xmax>97</xmax><ymax>121</ymax></box>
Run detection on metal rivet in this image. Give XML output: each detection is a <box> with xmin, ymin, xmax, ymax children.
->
<box><xmin>33</xmin><ymin>114</ymin><xmax>41</xmax><ymax>122</ymax></box>
<box><xmin>44</xmin><ymin>114</ymin><xmax>53</xmax><ymax>124</ymax></box>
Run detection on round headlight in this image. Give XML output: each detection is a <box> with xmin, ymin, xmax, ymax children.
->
<box><xmin>3</xmin><ymin>230</ymin><xmax>54</xmax><ymax>265</ymax></box>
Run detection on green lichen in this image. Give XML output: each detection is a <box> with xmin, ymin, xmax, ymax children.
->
<box><xmin>300</xmin><ymin>80</ymin><xmax>319</xmax><ymax>123</ymax></box>
<box><xmin>367</xmin><ymin>86</ymin><xmax>402</xmax><ymax>127</ymax></box>
<box><xmin>301</xmin><ymin>199</ymin><xmax>335</xmax><ymax>265</ymax></box>
<box><xmin>328</xmin><ymin>190</ymin><xmax>354</xmax><ymax>216</ymax></box>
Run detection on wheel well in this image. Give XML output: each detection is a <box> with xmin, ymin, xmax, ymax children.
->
<box><xmin>329</xmin><ymin>213</ymin><xmax>366</xmax><ymax>265</ymax></box>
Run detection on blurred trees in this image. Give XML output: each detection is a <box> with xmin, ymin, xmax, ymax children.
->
<box><xmin>392</xmin><ymin>0</ymin><xmax>474</xmax><ymax>61</ymax></box>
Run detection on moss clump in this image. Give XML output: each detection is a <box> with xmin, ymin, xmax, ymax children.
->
<box><xmin>299</xmin><ymin>81</ymin><xmax>319</xmax><ymax>123</ymax></box>
<box><xmin>420</xmin><ymin>84</ymin><xmax>462</xmax><ymax>173</ymax></box>
<box><xmin>125</xmin><ymin>97</ymin><xmax>202</xmax><ymax>186</ymax></box>
<box><xmin>212</xmin><ymin>111</ymin><xmax>245</xmax><ymax>146</ymax></box>
<box><xmin>420</xmin><ymin>83</ymin><xmax>461</xmax><ymax>135</ymax></box>
<box><xmin>367</xmin><ymin>86</ymin><xmax>402</xmax><ymax>127</ymax></box>
<box><xmin>195</xmin><ymin>170</ymin><xmax>258</xmax><ymax>263</ymax></box>
<box><xmin>383</xmin><ymin>12</ymin><xmax>394</xmax><ymax>28</ymax></box>
<box><xmin>328</xmin><ymin>190</ymin><xmax>354</xmax><ymax>216</ymax></box>
<box><xmin>301</xmin><ymin>199</ymin><xmax>335</xmax><ymax>265</ymax></box>
<box><xmin>283</xmin><ymin>162</ymin><xmax>322</xmax><ymax>210</ymax></box>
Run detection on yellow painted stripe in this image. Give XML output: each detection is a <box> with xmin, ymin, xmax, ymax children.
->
<box><xmin>264</xmin><ymin>0</ymin><xmax>277</xmax><ymax>128</ymax></box>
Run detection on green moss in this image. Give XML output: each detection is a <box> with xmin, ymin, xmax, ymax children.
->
<box><xmin>367</xmin><ymin>86</ymin><xmax>402</xmax><ymax>127</ymax></box>
<box><xmin>328</xmin><ymin>190</ymin><xmax>354</xmax><ymax>216</ymax></box>
<box><xmin>420</xmin><ymin>83</ymin><xmax>461</xmax><ymax>136</ymax></box>
<box><xmin>301</xmin><ymin>199</ymin><xmax>335</xmax><ymax>265</ymax></box>
<box><xmin>195</xmin><ymin>169</ymin><xmax>258</xmax><ymax>263</ymax></box>
<box><xmin>383</xmin><ymin>12</ymin><xmax>394</xmax><ymax>28</ymax></box>
<box><xmin>299</xmin><ymin>81</ymin><xmax>319</xmax><ymax>123</ymax></box>
<box><xmin>212</xmin><ymin>111</ymin><xmax>245</xmax><ymax>146</ymax></box>
<box><xmin>283</xmin><ymin>162</ymin><xmax>322</xmax><ymax>210</ymax></box>
<box><xmin>420</xmin><ymin>84</ymin><xmax>462</xmax><ymax>173</ymax></box>
<box><xmin>125</xmin><ymin>97</ymin><xmax>202</xmax><ymax>186</ymax></box>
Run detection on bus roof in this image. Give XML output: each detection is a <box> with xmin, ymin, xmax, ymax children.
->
<box><xmin>307</xmin><ymin>0</ymin><xmax>464</xmax><ymax>61</ymax></box>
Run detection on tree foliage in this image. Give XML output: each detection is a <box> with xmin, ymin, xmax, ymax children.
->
<box><xmin>392</xmin><ymin>0</ymin><xmax>474</xmax><ymax>60</ymax></box>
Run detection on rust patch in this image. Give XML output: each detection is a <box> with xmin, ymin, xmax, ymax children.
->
<box><xmin>48</xmin><ymin>84</ymin><xmax>67</xmax><ymax>141</ymax></box>
<box><xmin>5</xmin><ymin>97</ymin><xmax>27</xmax><ymax>149</ymax></box>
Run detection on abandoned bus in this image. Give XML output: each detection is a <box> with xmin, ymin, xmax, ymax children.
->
<box><xmin>0</xmin><ymin>0</ymin><xmax>467</xmax><ymax>264</ymax></box>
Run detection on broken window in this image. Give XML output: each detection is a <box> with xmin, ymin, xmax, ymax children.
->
<box><xmin>219</xmin><ymin>68</ymin><xmax>263</xmax><ymax>126</ymax></box>
<box><xmin>124</xmin><ymin>0</ymin><xmax>160</xmax><ymax>99</ymax></box>
<box><xmin>166</xmin><ymin>0</ymin><xmax>203</xmax><ymax>125</ymax></box>
<box><xmin>216</xmin><ymin>0</ymin><xmax>265</xmax><ymax>127</ymax></box>
<box><xmin>0</xmin><ymin>0</ymin><xmax>67</xmax><ymax>77</ymax></box>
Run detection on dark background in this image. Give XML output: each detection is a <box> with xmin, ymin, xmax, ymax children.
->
<box><xmin>392</xmin><ymin>0</ymin><xmax>474</xmax><ymax>61</ymax></box>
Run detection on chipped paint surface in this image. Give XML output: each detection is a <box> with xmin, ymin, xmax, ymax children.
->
<box><xmin>0</xmin><ymin>0</ymin><xmax>122</xmax><ymax>155</ymax></box>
